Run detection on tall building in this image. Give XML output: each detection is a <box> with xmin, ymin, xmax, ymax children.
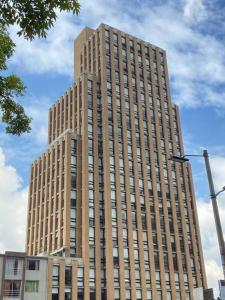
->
<box><xmin>26</xmin><ymin>23</ymin><xmax>207</xmax><ymax>300</ymax></box>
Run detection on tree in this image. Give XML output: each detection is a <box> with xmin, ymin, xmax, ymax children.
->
<box><xmin>0</xmin><ymin>0</ymin><xmax>80</xmax><ymax>135</ymax></box>
<box><xmin>0</xmin><ymin>23</ymin><xmax>31</xmax><ymax>135</ymax></box>
<box><xmin>0</xmin><ymin>1</ymin><xmax>80</xmax><ymax>40</ymax></box>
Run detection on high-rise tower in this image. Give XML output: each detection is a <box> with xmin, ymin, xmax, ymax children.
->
<box><xmin>26</xmin><ymin>23</ymin><xmax>207</xmax><ymax>300</ymax></box>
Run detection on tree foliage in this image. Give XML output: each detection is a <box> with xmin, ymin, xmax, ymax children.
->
<box><xmin>0</xmin><ymin>23</ymin><xmax>31</xmax><ymax>135</ymax></box>
<box><xmin>0</xmin><ymin>0</ymin><xmax>80</xmax><ymax>135</ymax></box>
<box><xmin>0</xmin><ymin>0</ymin><xmax>80</xmax><ymax>40</ymax></box>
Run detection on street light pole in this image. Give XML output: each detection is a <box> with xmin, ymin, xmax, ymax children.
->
<box><xmin>170</xmin><ymin>150</ymin><xmax>225</xmax><ymax>279</ymax></box>
<box><xmin>203</xmin><ymin>150</ymin><xmax>225</xmax><ymax>279</ymax></box>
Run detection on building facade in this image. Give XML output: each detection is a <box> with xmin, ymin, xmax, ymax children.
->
<box><xmin>219</xmin><ymin>280</ymin><xmax>225</xmax><ymax>300</ymax></box>
<box><xmin>0</xmin><ymin>252</ymin><xmax>83</xmax><ymax>300</ymax></box>
<box><xmin>26</xmin><ymin>23</ymin><xmax>207</xmax><ymax>300</ymax></box>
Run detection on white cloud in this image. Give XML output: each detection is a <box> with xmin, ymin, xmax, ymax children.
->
<box><xmin>8</xmin><ymin>0</ymin><xmax>225</xmax><ymax>110</ymax></box>
<box><xmin>205</xmin><ymin>260</ymin><xmax>224</xmax><ymax>297</ymax></box>
<box><xmin>25</xmin><ymin>96</ymin><xmax>52</xmax><ymax>146</ymax></box>
<box><xmin>0</xmin><ymin>148</ymin><xmax>28</xmax><ymax>253</ymax></box>
<box><xmin>10</xmin><ymin>13</ymin><xmax>82</xmax><ymax>76</ymax></box>
<box><xmin>132</xmin><ymin>5</ymin><xmax>225</xmax><ymax>109</ymax></box>
<box><xmin>183</xmin><ymin>0</ymin><xmax>207</xmax><ymax>20</ymax></box>
<box><xmin>211</xmin><ymin>156</ymin><xmax>225</xmax><ymax>200</ymax></box>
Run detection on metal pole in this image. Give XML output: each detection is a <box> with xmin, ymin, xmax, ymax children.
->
<box><xmin>203</xmin><ymin>149</ymin><xmax>225</xmax><ymax>279</ymax></box>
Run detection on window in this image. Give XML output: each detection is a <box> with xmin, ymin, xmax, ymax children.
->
<box><xmin>114</xmin><ymin>268</ymin><xmax>119</xmax><ymax>279</ymax></box>
<box><xmin>65</xmin><ymin>266</ymin><xmax>72</xmax><ymax>286</ymax></box>
<box><xmin>105</xmin><ymin>42</ymin><xmax>110</xmax><ymax>51</ymax></box>
<box><xmin>136</xmin><ymin>289</ymin><xmax>142</xmax><ymax>299</ymax></box>
<box><xmin>105</xmin><ymin>30</ymin><xmax>110</xmax><ymax>38</ymax></box>
<box><xmin>134</xmin><ymin>249</ymin><xmax>139</xmax><ymax>260</ymax></box>
<box><xmin>89</xmin><ymin>269</ymin><xmax>95</xmax><ymax>279</ymax></box>
<box><xmin>130</xmin><ymin>194</ymin><xmax>136</xmax><ymax>203</ymax></box>
<box><xmin>124</xmin><ymin>248</ymin><xmax>129</xmax><ymax>259</ymax></box>
<box><xmin>5</xmin><ymin>257</ymin><xmax>22</xmax><ymax>276</ymax></box>
<box><xmin>25</xmin><ymin>280</ymin><xmax>39</xmax><ymax>292</ymax></box>
<box><xmin>27</xmin><ymin>259</ymin><xmax>40</xmax><ymax>271</ymax></box>
<box><xmin>71</xmin><ymin>175</ymin><xmax>76</xmax><ymax>189</ymax></box>
<box><xmin>71</xmin><ymin>156</ymin><xmax>76</xmax><ymax>165</ymax></box>
<box><xmin>126</xmin><ymin>289</ymin><xmax>131</xmax><ymax>299</ymax></box>
<box><xmin>88</xmin><ymin>124</ymin><xmax>93</xmax><ymax>133</ymax></box>
<box><xmin>3</xmin><ymin>280</ymin><xmax>21</xmax><ymax>297</ymax></box>
<box><xmin>88</xmin><ymin>155</ymin><xmax>93</xmax><ymax>165</ymax></box>
<box><xmin>167</xmin><ymin>292</ymin><xmax>172</xmax><ymax>300</ymax></box>
<box><xmin>52</xmin><ymin>265</ymin><xmax>59</xmax><ymax>286</ymax></box>
<box><xmin>113</xmin><ymin>33</ymin><xmax>118</xmax><ymax>43</ymax></box>
<box><xmin>77</xmin><ymin>268</ymin><xmax>84</xmax><ymax>288</ymax></box>
<box><xmin>65</xmin><ymin>288</ymin><xmax>72</xmax><ymax>300</ymax></box>
<box><xmin>147</xmin><ymin>290</ymin><xmax>152</xmax><ymax>300</ymax></box>
<box><xmin>112</xmin><ymin>208</ymin><xmax>117</xmax><ymax>219</ymax></box>
<box><xmin>90</xmin><ymin>291</ymin><xmax>96</xmax><ymax>300</ymax></box>
<box><xmin>88</xmin><ymin>80</ymin><xmax>93</xmax><ymax>89</ymax></box>
<box><xmin>115</xmin><ymin>288</ymin><xmax>120</xmax><ymax>299</ymax></box>
<box><xmin>52</xmin><ymin>287</ymin><xmax>59</xmax><ymax>300</ymax></box>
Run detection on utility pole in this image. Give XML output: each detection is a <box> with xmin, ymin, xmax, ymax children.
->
<box><xmin>203</xmin><ymin>150</ymin><xmax>225</xmax><ymax>279</ymax></box>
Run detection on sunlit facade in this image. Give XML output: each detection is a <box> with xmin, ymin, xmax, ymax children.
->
<box><xmin>26</xmin><ymin>23</ymin><xmax>207</xmax><ymax>300</ymax></box>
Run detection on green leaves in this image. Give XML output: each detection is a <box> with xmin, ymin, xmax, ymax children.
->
<box><xmin>0</xmin><ymin>23</ymin><xmax>15</xmax><ymax>70</ymax></box>
<box><xmin>1</xmin><ymin>98</ymin><xmax>31</xmax><ymax>135</ymax></box>
<box><xmin>5</xmin><ymin>75</ymin><xmax>26</xmax><ymax>96</ymax></box>
<box><xmin>0</xmin><ymin>0</ymin><xmax>80</xmax><ymax>40</ymax></box>
<box><xmin>0</xmin><ymin>71</ymin><xmax>32</xmax><ymax>135</ymax></box>
<box><xmin>0</xmin><ymin>0</ymin><xmax>80</xmax><ymax>135</ymax></box>
<box><xmin>0</xmin><ymin>24</ymin><xmax>31</xmax><ymax>135</ymax></box>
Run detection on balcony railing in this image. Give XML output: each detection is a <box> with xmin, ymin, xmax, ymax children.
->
<box><xmin>4</xmin><ymin>268</ymin><xmax>23</xmax><ymax>276</ymax></box>
<box><xmin>2</xmin><ymin>290</ymin><xmax>21</xmax><ymax>298</ymax></box>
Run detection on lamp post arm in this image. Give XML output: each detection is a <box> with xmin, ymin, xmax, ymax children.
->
<box><xmin>203</xmin><ymin>149</ymin><xmax>225</xmax><ymax>279</ymax></box>
<box><xmin>183</xmin><ymin>154</ymin><xmax>203</xmax><ymax>158</ymax></box>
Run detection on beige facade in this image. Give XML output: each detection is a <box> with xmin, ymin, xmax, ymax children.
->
<box><xmin>26</xmin><ymin>23</ymin><xmax>207</xmax><ymax>300</ymax></box>
<box><xmin>0</xmin><ymin>252</ymin><xmax>83</xmax><ymax>300</ymax></box>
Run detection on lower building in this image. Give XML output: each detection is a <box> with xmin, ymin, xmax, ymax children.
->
<box><xmin>203</xmin><ymin>288</ymin><xmax>214</xmax><ymax>300</ymax></box>
<box><xmin>219</xmin><ymin>280</ymin><xmax>225</xmax><ymax>300</ymax></box>
<box><xmin>0</xmin><ymin>251</ymin><xmax>83</xmax><ymax>300</ymax></box>
<box><xmin>1</xmin><ymin>251</ymin><xmax>216</xmax><ymax>300</ymax></box>
<box><xmin>193</xmin><ymin>287</ymin><xmax>215</xmax><ymax>300</ymax></box>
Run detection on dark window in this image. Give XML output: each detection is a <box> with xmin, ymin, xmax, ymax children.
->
<box><xmin>71</xmin><ymin>198</ymin><xmax>76</xmax><ymax>208</ymax></box>
<box><xmin>27</xmin><ymin>260</ymin><xmax>40</xmax><ymax>271</ymax></box>
<box><xmin>173</xmin><ymin>255</ymin><xmax>178</xmax><ymax>271</ymax></box>
<box><xmin>71</xmin><ymin>175</ymin><xmax>76</xmax><ymax>189</ymax></box>
<box><xmin>90</xmin><ymin>291</ymin><xmax>96</xmax><ymax>300</ymax></box>
<box><xmin>101</xmin><ymin>290</ymin><xmax>107</xmax><ymax>300</ymax></box>
<box><xmin>113</xmin><ymin>257</ymin><xmax>119</xmax><ymax>266</ymax></box>
<box><xmin>78</xmin><ymin>290</ymin><xmax>84</xmax><ymax>300</ymax></box>
<box><xmin>65</xmin><ymin>267</ymin><xmax>72</xmax><ymax>286</ymax></box>
<box><xmin>65</xmin><ymin>290</ymin><xmax>71</xmax><ymax>300</ymax></box>
<box><xmin>52</xmin><ymin>294</ymin><xmax>59</xmax><ymax>300</ymax></box>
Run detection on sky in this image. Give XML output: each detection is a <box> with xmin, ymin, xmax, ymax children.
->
<box><xmin>0</xmin><ymin>0</ymin><xmax>225</xmax><ymax>296</ymax></box>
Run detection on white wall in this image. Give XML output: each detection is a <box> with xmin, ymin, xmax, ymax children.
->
<box><xmin>193</xmin><ymin>287</ymin><xmax>204</xmax><ymax>300</ymax></box>
<box><xmin>24</xmin><ymin>258</ymin><xmax>48</xmax><ymax>300</ymax></box>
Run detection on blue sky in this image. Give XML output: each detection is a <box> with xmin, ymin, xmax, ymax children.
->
<box><xmin>0</xmin><ymin>0</ymin><xmax>225</xmax><ymax>295</ymax></box>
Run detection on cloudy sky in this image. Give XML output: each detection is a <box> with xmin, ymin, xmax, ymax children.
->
<box><xmin>0</xmin><ymin>0</ymin><xmax>225</xmax><ymax>296</ymax></box>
